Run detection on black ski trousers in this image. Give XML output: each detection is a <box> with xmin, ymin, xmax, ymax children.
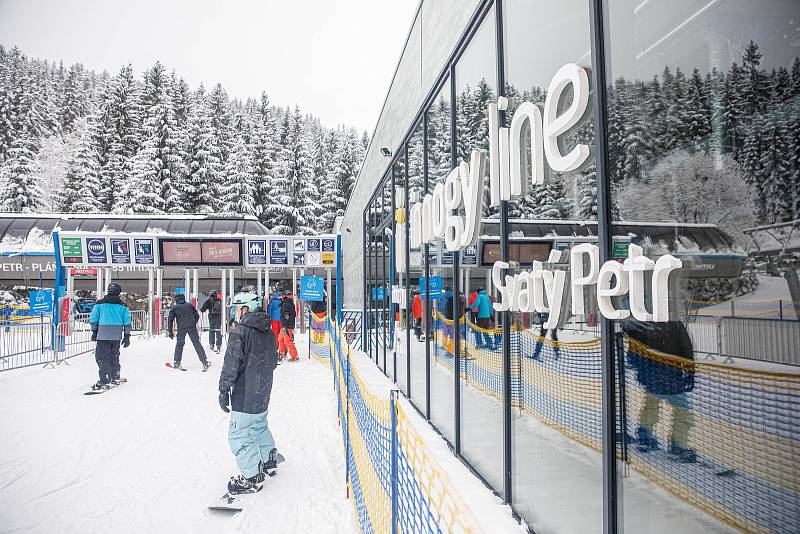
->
<box><xmin>96</xmin><ymin>340</ymin><xmax>121</xmax><ymax>384</ymax></box>
<box><xmin>174</xmin><ymin>328</ymin><xmax>207</xmax><ymax>365</ymax></box>
<box><xmin>208</xmin><ymin>327</ymin><xmax>222</xmax><ymax>349</ymax></box>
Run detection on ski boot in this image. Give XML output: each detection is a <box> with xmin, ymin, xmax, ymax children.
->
<box><xmin>91</xmin><ymin>381</ymin><xmax>109</xmax><ymax>391</ymax></box>
<box><xmin>669</xmin><ymin>441</ymin><xmax>697</xmax><ymax>463</ymax></box>
<box><xmin>110</xmin><ymin>377</ymin><xmax>127</xmax><ymax>385</ymax></box>
<box><xmin>261</xmin><ymin>448</ymin><xmax>280</xmax><ymax>477</ymax></box>
<box><xmin>636</xmin><ymin>426</ymin><xmax>660</xmax><ymax>453</ymax></box>
<box><xmin>227</xmin><ymin>473</ymin><xmax>264</xmax><ymax>495</ymax></box>
<box><xmin>202</xmin><ymin>360</ymin><xmax>210</xmax><ymax>372</ymax></box>
<box><xmin>172</xmin><ymin>361</ymin><xmax>182</xmax><ymax>370</ymax></box>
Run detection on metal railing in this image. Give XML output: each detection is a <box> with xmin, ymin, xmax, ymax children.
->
<box><xmin>687</xmin><ymin>315</ymin><xmax>800</xmax><ymax>366</ymax></box>
<box><xmin>1</xmin><ymin>310</ymin><xmax>154</xmax><ymax>372</ymax></box>
<box><xmin>341</xmin><ymin>309</ymin><xmax>363</xmax><ymax>351</ymax></box>
<box><xmin>0</xmin><ymin>315</ymin><xmax>53</xmax><ymax>371</ymax></box>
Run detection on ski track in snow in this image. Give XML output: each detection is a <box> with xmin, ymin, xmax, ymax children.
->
<box><xmin>0</xmin><ymin>337</ymin><xmax>357</xmax><ymax>534</ymax></box>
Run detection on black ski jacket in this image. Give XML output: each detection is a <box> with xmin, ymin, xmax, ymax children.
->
<box><xmin>624</xmin><ymin>319</ymin><xmax>695</xmax><ymax>395</ymax></box>
<box><xmin>167</xmin><ymin>294</ymin><xmax>199</xmax><ymax>334</ymax></box>
<box><xmin>280</xmin><ymin>297</ymin><xmax>296</xmax><ymax>329</ymax></box>
<box><xmin>219</xmin><ymin>310</ymin><xmax>278</xmax><ymax>414</ymax></box>
<box><xmin>200</xmin><ymin>296</ymin><xmax>223</xmax><ymax>328</ymax></box>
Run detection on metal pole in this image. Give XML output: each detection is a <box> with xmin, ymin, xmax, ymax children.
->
<box><xmin>265</xmin><ymin>269</ymin><xmax>271</xmax><ymax>298</ymax></box>
<box><xmin>96</xmin><ymin>268</ymin><xmax>103</xmax><ymax>299</ymax></box>
<box><xmin>105</xmin><ymin>267</ymin><xmax>112</xmax><ymax>286</ymax></box>
<box><xmin>156</xmin><ymin>268</ymin><xmax>163</xmax><ymax>335</ymax></box>
<box><xmin>300</xmin><ymin>268</ymin><xmax>306</xmax><ymax>334</ymax></box>
<box><xmin>192</xmin><ymin>268</ymin><xmax>199</xmax><ymax>308</ymax></box>
<box><xmin>336</xmin><ymin>233</ymin><xmax>343</xmax><ymax>325</ymax></box>
<box><xmin>221</xmin><ymin>269</ymin><xmax>227</xmax><ymax>336</ymax></box>
<box><xmin>389</xmin><ymin>389</ymin><xmax>399</xmax><ymax>534</ymax></box>
<box><xmin>147</xmin><ymin>268</ymin><xmax>154</xmax><ymax>337</ymax></box>
<box><xmin>327</xmin><ymin>268</ymin><xmax>333</xmax><ymax>318</ymax></box>
<box><xmin>229</xmin><ymin>269</ymin><xmax>235</xmax><ymax>297</ymax></box>
<box><xmin>184</xmin><ymin>269</ymin><xmax>190</xmax><ymax>297</ymax></box>
<box><xmin>257</xmin><ymin>268</ymin><xmax>262</xmax><ymax>298</ymax></box>
<box><xmin>589</xmin><ymin>0</ymin><xmax>619</xmax><ymax>529</ymax></box>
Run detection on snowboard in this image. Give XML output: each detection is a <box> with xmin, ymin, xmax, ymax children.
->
<box><xmin>84</xmin><ymin>380</ymin><xmax>125</xmax><ymax>395</ymax></box>
<box><xmin>165</xmin><ymin>362</ymin><xmax>188</xmax><ymax>371</ymax></box>
<box><xmin>208</xmin><ymin>453</ymin><xmax>285</xmax><ymax>512</ymax></box>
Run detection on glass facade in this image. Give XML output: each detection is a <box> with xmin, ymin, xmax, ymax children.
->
<box><xmin>359</xmin><ymin>0</ymin><xmax>800</xmax><ymax>531</ymax></box>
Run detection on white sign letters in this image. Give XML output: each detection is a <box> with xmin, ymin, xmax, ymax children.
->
<box><xmin>402</xmin><ymin>63</ymin><xmax>681</xmax><ymax>324</ymax></box>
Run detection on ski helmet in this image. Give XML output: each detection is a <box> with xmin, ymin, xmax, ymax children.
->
<box><xmin>231</xmin><ymin>291</ymin><xmax>261</xmax><ymax>313</ymax></box>
<box><xmin>107</xmin><ymin>283</ymin><xmax>122</xmax><ymax>296</ymax></box>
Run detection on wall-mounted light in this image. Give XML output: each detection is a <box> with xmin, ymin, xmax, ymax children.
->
<box><xmin>381</xmin><ymin>148</ymin><xmax>392</xmax><ymax>157</ymax></box>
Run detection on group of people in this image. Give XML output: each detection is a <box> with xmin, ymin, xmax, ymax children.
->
<box><xmin>88</xmin><ymin>282</ymin><xmax>302</xmax><ymax>494</ymax></box>
<box><xmin>408</xmin><ymin>285</ymin><xmax>497</xmax><ymax>350</ymax></box>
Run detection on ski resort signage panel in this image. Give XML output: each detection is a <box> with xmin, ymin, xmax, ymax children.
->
<box><xmin>300</xmin><ymin>275</ymin><xmax>325</xmax><ymax>301</ymax></box>
<box><xmin>134</xmin><ymin>239</ymin><xmax>155</xmax><ymax>265</ymax></box>
<box><xmin>86</xmin><ymin>238</ymin><xmax>108</xmax><ymax>264</ymax></box>
<box><xmin>110</xmin><ymin>238</ymin><xmax>132</xmax><ymax>264</ymax></box>
<box><xmin>247</xmin><ymin>239</ymin><xmax>267</xmax><ymax>265</ymax></box>
<box><xmin>61</xmin><ymin>237</ymin><xmax>83</xmax><ymax>264</ymax></box>
<box><xmin>269</xmin><ymin>240</ymin><xmax>288</xmax><ymax>265</ymax></box>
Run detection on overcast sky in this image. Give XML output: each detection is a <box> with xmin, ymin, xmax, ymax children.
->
<box><xmin>0</xmin><ymin>0</ymin><xmax>419</xmax><ymax>133</ymax></box>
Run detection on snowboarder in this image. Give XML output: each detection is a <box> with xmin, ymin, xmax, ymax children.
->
<box><xmin>167</xmin><ymin>292</ymin><xmax>209</xmax><ymax>370</ymax></box>
<box><xmin>278</xmin><ymin>293</ymin><xmax>298</xmax><ymax>361</ymax></box>
<box><xmin>218</xmin><ymin>292</ymin><xmax>280</xmax><ymax>494</ymax></box>
<box><xmin>624</xmin><ymin>319</ymin><xmax>696</xmax><ymax>463</ymax></box>
<box><xmin>89</xmin><ymin>283</ymin><xmax>132</xmax><ymax>390</ymax></box>
<box><xmin>266</xmin><ymin>291</ymin><xmax>282</xmax><ymax>340</ymax></box>
<box><xmin>201</xmin><ymin>291</ymin><xmax>223</xmax><ymax>353</ymax></box>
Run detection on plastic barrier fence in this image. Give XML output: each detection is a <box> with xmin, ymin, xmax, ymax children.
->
<box><xmin>431</xmin><ymin>311</ymin><xmax>799</xmax><ymax>534</ymax></box>
<box><xmin>309</xmin><ymin>311</ymin><xmax>481</xmax><ymax>534</ymax></box>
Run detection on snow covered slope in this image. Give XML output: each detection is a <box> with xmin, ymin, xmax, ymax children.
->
<box><xmin>0</xmin><ymin>336</ymin><xmax>357</xmax><ymax>533</ymax></box>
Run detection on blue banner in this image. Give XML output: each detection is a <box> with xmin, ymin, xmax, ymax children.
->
<box><xmin>300</xmin><ymin>275</ymin><xmax>325</xmax><ymax>302</ymax></box>
<box><xmin>419</xmin><ymin>276</ymin><xmax>443</xmax><ymax>300</ymax></box>
<box><xmin>29</xmin><ymin>289</ymin><xmax>53</xmax><ymax>314</ymax></box>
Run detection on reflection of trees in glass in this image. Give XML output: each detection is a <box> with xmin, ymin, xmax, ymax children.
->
<box><xmin>407</xmin><ymin>125</ymin><xmax>423</xmax><ymax>197</ymax></box>
<box><xmin>425</xmin><ymin>94</ymin><xmax>452</xmax><ymax>186</ymax></box>
<box><xmin>608</xmin><ymin>41</ymin><xmax>800</xmax><ymax>227</ymax></box>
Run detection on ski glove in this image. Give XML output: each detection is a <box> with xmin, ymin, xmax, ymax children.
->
<box><xmin>91</xmin><ymin>331</ymin><xmax>97</xmax><ymax>342</ymax></box>
<box><xmin>219</xmin><ymin>389</ymin><xmax>230</xmax><ymax>413</ymax></box>
<box><xmin>122</xmin><ymin>334</ymin><xmax>130</xmax><ymax>348</ymax></box>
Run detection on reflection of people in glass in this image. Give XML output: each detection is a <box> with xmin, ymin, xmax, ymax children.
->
<box><xmin>531</xmin><ymin>312</ymin><xmax>560</xmax><ymax>361</ymax></box>
<box><xmin>442</xmin><ymin>287</ymin><xmax>464</xmax><ymax>354</ymax></box>
<box><xmin>468</xmin><ymin>287</ymin><xmax>495</xmax><ymax>349</ymax></box>
<box><xmin>624</xmin><ymin>319</ymin><xmax>696</xmax><ymax>463</ymax></box>
<box><xmin>411</xmin><ymin>290</ymin><xmax>424</xmax><ymax>341</ymax></box>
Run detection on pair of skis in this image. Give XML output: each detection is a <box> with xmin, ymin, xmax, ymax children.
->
<box><xmin>165</xmin><ymin>362</ymin><xmax>210</xmax><ymax>372</ymax></box>
<box><xmin>209</xmin><ymin>453</ymin><xmax>286</xmax><ymax>512</ymax></box>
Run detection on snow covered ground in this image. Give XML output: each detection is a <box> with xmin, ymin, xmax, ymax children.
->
<box><xmin>0</xmin><ymin>336</ymin><xmax>357</xmax><ymax>533</ymax></box>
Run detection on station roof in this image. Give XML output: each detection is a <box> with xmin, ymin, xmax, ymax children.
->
<box><xmin>0</xmin><ymin>214</ymin><xmax>270</xmax><ymax>254</ymax></box>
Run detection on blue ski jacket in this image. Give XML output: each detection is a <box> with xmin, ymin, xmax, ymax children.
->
<box><xmin>267</xmin><ymin>297</ymin><xmax>282</xmax><ymax>322</ymax></box>
<box><xmin>469</xmin><ymin>290</ymin><xmax>493</xmax><ymax>319</ymax></box>
<box><xmin>89</xmin><ymin>295</ymin><xmax>132</xmax><ymax>341</ymax></box>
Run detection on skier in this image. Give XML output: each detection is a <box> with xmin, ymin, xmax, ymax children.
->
<box><xmin>89</xmin><ymin>283</ymin><xmax>131</xmax><ymax>390</ymax></box>
<box><xmin>218</xmin><ymin>293</ymin><xmax>280</xmax><ymax>494</ymax></box>
<box><xmin>167</xmin><ymin>292</ymin><xmax>209</xmax><ymax>370</ymax></box>
<box><xmin>266</xmin><ymin>291</ymin><xmax>283</xmax><ymax>340</ymax></box>
<box><xmin>624</xmin><ymin>319</ymin><xmax>696</xmax><ymax>463</ymax></box>
<box><xmin>200</xmin><ymin>290</ymin><xmax>223</xmax><ymax>353</ymax></box>
<box><xmin>278</xmin><ymin>292</ymin><xmax>298</xmax><ymax>361</ymax></box>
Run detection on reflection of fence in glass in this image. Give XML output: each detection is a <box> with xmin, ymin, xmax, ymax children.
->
<box><xmin>430</xmin><ymin>314</ymin><xmax>799</xmax><ymax>534</ymax></box>
<box><xmin>310</xmin><ymin>313</ymin><xmax>481</xmax><ymax>533</ymax></box>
